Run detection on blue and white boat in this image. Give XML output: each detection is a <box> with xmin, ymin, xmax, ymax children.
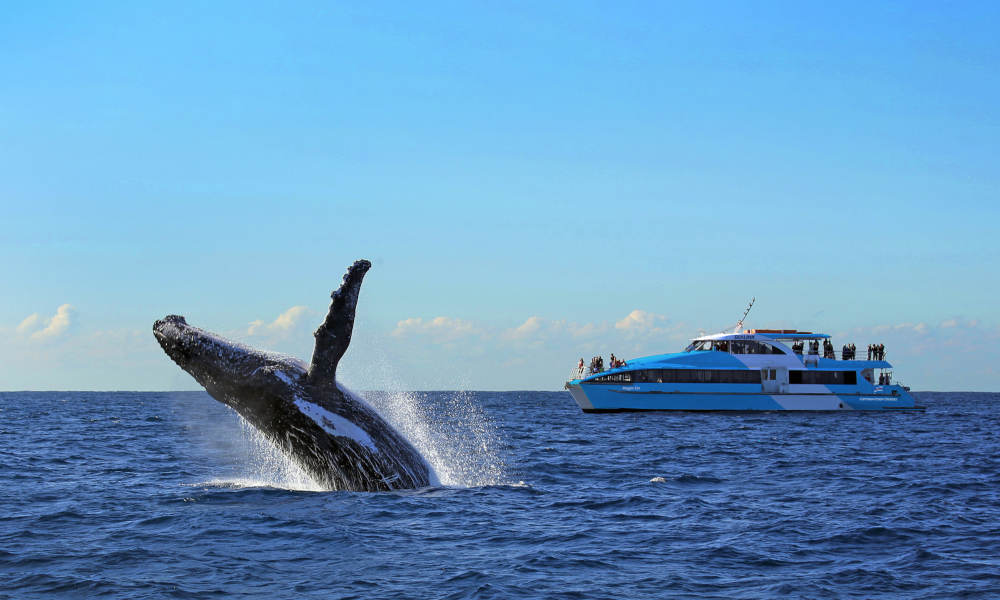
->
<box><xmin>565</xmin><ymin>329</ymin><xmax>921</xmax><ymax>412</ymax></box>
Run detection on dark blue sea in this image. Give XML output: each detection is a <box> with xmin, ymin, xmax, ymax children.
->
<box><xmin>1</xmin><ymin>391</ymin><xmax>998</xmax><ymax>599</ymax></box>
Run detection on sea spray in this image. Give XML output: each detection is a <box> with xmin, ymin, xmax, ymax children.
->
<box><xmin>194</xmin><ymin>407</ymin><xmax>323</xmax><ymax>492</ymax></box>
<box><xmin>361</xmin><ymin>389</ymin><xmax>509</xmax><ymax>487</ymax></box>
<box><xmin>229</xmin><ymin>416</ymin><xmax>324</xmax><ymax>491</ymax></box>
<box><xmin>340</xmin><ymin>348</ymin><xmax>511</xmax><ymax>488</ymax></box>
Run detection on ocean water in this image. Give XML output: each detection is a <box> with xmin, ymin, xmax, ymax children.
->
<box><xmin>1</xmin><ymin>391</ymin><xmax>998</xmax><ymax>599</ymax></box>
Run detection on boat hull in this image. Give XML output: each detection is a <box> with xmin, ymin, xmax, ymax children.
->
<box><xmin>565</xmin><ymin>382</ymin><xmax>921</xmax><ymax>412</ymax></box>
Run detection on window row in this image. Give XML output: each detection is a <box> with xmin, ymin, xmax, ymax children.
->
<box><xmin>589</xmin><ymin>369</ymin><xmax>859</xmax><ymax>386</ymax></box>
<box><xmin>590</xmin><ymin>369</ymin><xmax>762</xmax><ymax>384</ymax></box>
<box><xmin>788</xmin><ymin>370</ymin><xmax>857</xmax><ymax>385</ymax></box>
<box><xmin>687</xmin><ymin>340</ymin><xmax>786</xmax><ymax>355</ymax></box>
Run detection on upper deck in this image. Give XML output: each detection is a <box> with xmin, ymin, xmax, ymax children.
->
<box><xmin>690</xmin><ymin>329</ymin><xmax>829</xmax><ymax>342</ymax></box>
<box><xmin>572</xmin><ymin>328</ymin><xmax>892</xmax><ymax>383</ymax></box>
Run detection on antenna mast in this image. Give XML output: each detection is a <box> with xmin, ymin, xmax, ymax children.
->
<box><xmin>733</xmin><ymin>297</ymin><xmax>755</xmax><ymax>333</ymax></box>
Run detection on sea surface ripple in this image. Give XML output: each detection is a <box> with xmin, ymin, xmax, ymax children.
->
<box><xmin>1</xmin><ymin>391</ymin><xmax>998</xmax><ymax>599</ymax></box>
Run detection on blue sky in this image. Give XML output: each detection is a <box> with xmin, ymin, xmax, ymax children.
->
<box><xmin>2</xmin><ymin>2</ymin><xmax>998</xmax><ymax>391</ymax></box>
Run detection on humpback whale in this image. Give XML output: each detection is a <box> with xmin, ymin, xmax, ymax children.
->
<box><xmin>153</xmin><ymin>259</ymin><xmax>432</xmax><ymax>492</ymax></box>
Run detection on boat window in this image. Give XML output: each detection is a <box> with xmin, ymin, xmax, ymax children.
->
<box><xmin>689</xmin><ymin>340</ymin><xmax>713</xmax><ymax>352</ymax></box>
<box><xmin>714</xmin><ymin>341</ymin><xmax>730</xmax><ymax>352</ymax></box>
<box><xmin>756</xmin><ymin>342</ymin><xmax>786</xmax><ymax>354</ymax></box>
<box><xmin>590</xmin><ymin>371</ymin><xmax>633</xmax><ymax>383</ymax></box>
<box><xmin>724</xmin><ymin>340</ymin><xmax>786</xmax><ymax>354</ymax></box>
<box><xmin>788</xmin><ymin>370</ymin><xmax>858</xmax><ymax>385</ymax></box>
<box><xmin>593</xmin><ymin>369</ymin><xmax>762</xmax><ymax>384</ymax></box>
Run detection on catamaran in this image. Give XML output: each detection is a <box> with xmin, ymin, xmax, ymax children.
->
<box><xmin>565</xmin><ymin>327</ymin><xmax>920</xmax><ymax>412</ymax></box>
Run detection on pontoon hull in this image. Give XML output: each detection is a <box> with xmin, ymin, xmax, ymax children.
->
<box><xmin>565</xmin><ymin>382</ymin><xmax>921</xmax><ymax>412</ymax></box>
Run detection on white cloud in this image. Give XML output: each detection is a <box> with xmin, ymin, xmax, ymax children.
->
<box><xmin>566</xmin><ymin>321</ymin><xmax>609</xmax><ymax>339</ymax></box>
<box><xmin>615</xmin><ymin>309</ymin><xmax>666</xmax><ymax>331</ymax></box>
<box><xmin>502</xmin><ymin>316</ymin><xmax>543</xmax><ymax>340</ymax></box>
<box><xmin>25</xmin><ymin>304</ymin><xmax>74</xmax><ymax>341</ymax></box>
<box><xmin>16</xmin><ymin>313</ymin><xmax>41</xmax><ymax>334</ymax></box>
<box><xmin>392</xmin><ymin>316</ymin><xmax>482</xmax><ymax>343</ymax></box>
<box><xmin>247</xmin><ymin>305</ymin><xmax>311</xmax><ymax>337</ymax></box>
<box><xmin>613</xmin><ymin>309</ymin><xmax>686</xmax><ymax>340</ymax></box>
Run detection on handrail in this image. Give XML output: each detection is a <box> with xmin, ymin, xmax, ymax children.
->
<box><xmin>792</xmin><ymin>350</ymin><xmax>888</xmax><ymax>361</ymax></box>
<box><xmin>569</xmin><ymin>366</ymin><xmax>609</xmax><ymax>380</ymax></box>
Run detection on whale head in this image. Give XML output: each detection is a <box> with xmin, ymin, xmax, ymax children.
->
<box><xmin>153</xmin><ymin>314</ymin><xmax>308</xmax><ymax>409</ymax></box>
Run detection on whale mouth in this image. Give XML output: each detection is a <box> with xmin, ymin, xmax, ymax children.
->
<box><xmin>153</xmin><ymin>315</ymin><xmax>188</xmax><ymax>341</ymax></box>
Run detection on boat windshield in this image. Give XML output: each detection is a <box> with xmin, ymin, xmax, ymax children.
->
<box><xmin>686</xmin><ymin>340</ymin><xmax>713</xmax><ymax>352</ymax></box>
<box><xmin>686</xmin><ymin>339</ymin><xmax>785</xmax><ymax>355</ymax></box>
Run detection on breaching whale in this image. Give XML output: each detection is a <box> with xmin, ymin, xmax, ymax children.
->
<box><xmin>153</xmin><ymin>259</ymin><xmax>432</xmax><ymax>492</ymax></box>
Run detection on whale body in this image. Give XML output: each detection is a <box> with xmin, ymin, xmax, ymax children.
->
<box><xmin>153</xmin><ymin>259</ymin><xmax>432</xmax><ymax>492</ymax></box>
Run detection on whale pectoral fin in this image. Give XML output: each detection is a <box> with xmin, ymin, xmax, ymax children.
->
<box><xmin>306</xmin><ymin>259</ymin><xmax>372</xmax><ymax>387</ymax></box>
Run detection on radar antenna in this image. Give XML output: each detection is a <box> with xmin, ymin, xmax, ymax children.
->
<box><xmin>733</xmin><ymin>297</ymin><xmax>755</xmax><ymax>333</ymax></box>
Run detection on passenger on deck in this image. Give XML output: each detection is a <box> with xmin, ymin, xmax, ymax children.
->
<box><xmin>867</xmin><ymin>344</ymin><xmax>872</xmax><ymax>360</ymax></box>
<box><xmin>879</xmin><ymin>344</ymin><xmax>885</xmax><ymax>361</ymax></box>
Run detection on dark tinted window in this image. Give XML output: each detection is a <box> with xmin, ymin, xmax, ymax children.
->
<box><xmin>789</xmin><ymin>370</ymin><xmax>858</xmax><ymax>385</ymax></box>
<box><xmin>593</xmin><ymin>369</ymin><xmax>761</xmax><ymax>384</ymax></box>
<box><xmin>723</xmin><ymin>340</ymin><xmax>786</xmax><ymax>354</ymax></box>
<box><xmin>590</xmin><ymin>371</ymin><xmax>633</xmax><ymax>383</ymax></box>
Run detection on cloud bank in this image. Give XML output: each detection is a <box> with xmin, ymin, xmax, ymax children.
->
<box><xmin>247</xmin><ymin>306</ymin><xmax>312</xmax><ymax>337</ymax></box>
<box><xmin>16</xmin><ymin>304</ymin><xmax>75</xmax><ymax>341</ymax></box>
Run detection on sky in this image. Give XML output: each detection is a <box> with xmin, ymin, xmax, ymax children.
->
<box><xmin>2</xmin><ymin>1</ymin><xmax>998</xmax><ymax>391</ymax></box>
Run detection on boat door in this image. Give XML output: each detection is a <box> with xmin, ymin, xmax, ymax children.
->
<box><xmin>761</xmin><ymin>367</ymin><xmax>788</xmax><ymax>394</ymax></box>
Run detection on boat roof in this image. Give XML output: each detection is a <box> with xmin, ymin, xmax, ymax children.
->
<box><xmin>692</xmin><ymin>329</ymin><xmax>830</xmax><ymax>341</ymax></box>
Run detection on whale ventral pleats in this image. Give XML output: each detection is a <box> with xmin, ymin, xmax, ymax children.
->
<box><xmin>306</xmin><ymin>259</ymin><xmax>372</xmax><ymax>388</ymax></box>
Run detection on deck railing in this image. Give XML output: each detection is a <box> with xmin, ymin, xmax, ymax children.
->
<box><xmin>793</xmin><ymin>350</ymin><xmax>888</xmax><ymax>361</ymax></box>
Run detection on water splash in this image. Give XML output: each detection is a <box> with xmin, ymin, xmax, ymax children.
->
<box><xmin>361</xmin><ymin>389</ymin><xmax>509</xmax><ymax>488</ymax></box>
<box><xmin>341</xmin><ymin>347</ymin><xmax>510</xmax><ymax>488</ymax></box>
<box><xmin>202</xmin><ymin>415</ymin><xmax>323</xmax><ymax>492</ymax></box>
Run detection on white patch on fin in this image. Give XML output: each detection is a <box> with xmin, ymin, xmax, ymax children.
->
<box><xmin>293</xmin><ymin>399</ymin><xmax>378</xmax><ymax>453</ymax></box>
